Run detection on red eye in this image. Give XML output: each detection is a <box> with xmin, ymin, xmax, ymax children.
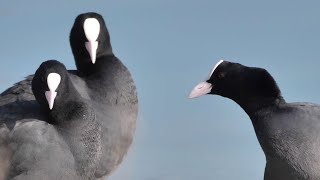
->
<box><xmin>218</xmin><ymin>72</ymin><xmax>225</xmax><ymax>79</ymax></box>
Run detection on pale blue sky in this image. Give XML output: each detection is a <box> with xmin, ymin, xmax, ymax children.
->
<box><xmin>1</xmin><ymin>1</ymin><xmax>320</xmax><ymax>179</ymax></box>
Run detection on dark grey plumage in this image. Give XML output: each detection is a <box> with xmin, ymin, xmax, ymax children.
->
<box><xmin>0</xmin><ymin>11</ymin><xmax>137</xmax><ymax>179</ymax></box>
<box><xmin>189</xmin><ymin>60</ymin><xmax>320</xmax><ymax>180</ymax></box>
<box><xmin>0</xmin><ymin>60</ymin><xmax>104</xmax><ymax>180</ymax></box>
<box><xmin>70</xmin><ymin>12</ymin><xmax>138</xmax><ymax>178</ymax></box>
<box><xmin>0</xmin><ymin>76</ymin><xmax>82</xmax><ymax>180</ymax></box>
<box><xmin>32</xmin><ymin>60</ymin><xmax>102</xmax><ymax>179</ymax></box>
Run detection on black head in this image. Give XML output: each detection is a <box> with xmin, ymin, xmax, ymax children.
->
<box><xmin>70</xmin><ymin>12</ymin><xmax>113</xmax><ymax>73</ymax></box>
<box><xmin>32</xmin><ymin>60</ymin><xmax>70</xmax><ymax>112</ymax></box>
<box><xmin>189</xmin><ymin>60</ymin><xmax>283</xmax><ymax>103</ymax></box>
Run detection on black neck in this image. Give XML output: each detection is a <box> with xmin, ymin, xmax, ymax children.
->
<box><xmin>233</xmin><ymin>96</ymin><xmax>285</xmax><ymax>119</ymax></box>
<box><xmin>47</xmin><ymin>77</ymin><xmax>83</xmax><ymax>125</ymax></box>
<box><xmin>75</xmin><ymin>53</ymin><xmax>115</xmax><ymax>76</ymax></box>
